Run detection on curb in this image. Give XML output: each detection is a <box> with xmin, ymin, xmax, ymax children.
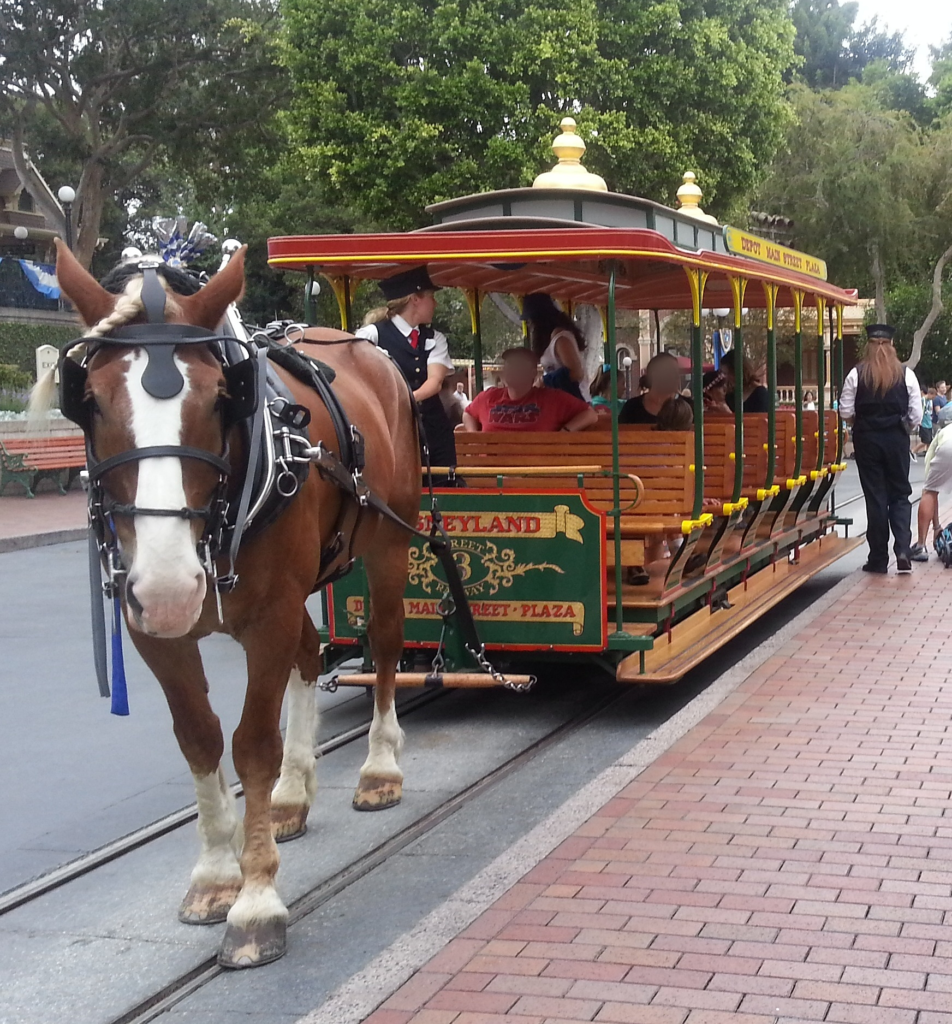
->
<box><xmin>296</xmin><ymin>564</ymin><xmax>868</xmax><ymax>1024</ymax></box>
<box><xmin>0</xmin><ymin>527</ymin><xmax>86</xmax><ymax>554</ymax></box>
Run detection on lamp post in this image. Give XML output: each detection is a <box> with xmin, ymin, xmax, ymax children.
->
<box><xmin>57</xmin><ymin>185</ymin><xmax>76</xmax><ymax>251</ymax></box>
<box><xmin>13</xmin><ymin>225</ymin><xmax>28</xmax><ymax>241</ymax></box>
<box><xmin>622</xmin><ymin>354</ymin><xmax>633</xmax><ymax>399</ymax></box>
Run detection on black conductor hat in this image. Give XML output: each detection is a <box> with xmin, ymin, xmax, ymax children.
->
<box><xmin>866</xmin><ymin>324</ymin><xmax>896</xmax><ymax>340</ymax></box>
<box><xmin>378</xmin><ymin>266</ymin><xmax>441</xmax><ymax>300</ymax></box>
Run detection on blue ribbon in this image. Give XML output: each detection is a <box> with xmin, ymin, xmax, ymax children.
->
<box><xmin>110</xmin><ymin>595</ymin><xmax>129</xmax><ymax>716</ymax></box>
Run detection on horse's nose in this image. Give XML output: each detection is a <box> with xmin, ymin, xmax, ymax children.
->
<box><xmin>125</xmin><ymin>580</ymin><xmax>144</xmax><ymax>622</ymax></box>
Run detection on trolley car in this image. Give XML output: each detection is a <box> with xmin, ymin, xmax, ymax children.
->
<box><xmin>267</xmin><ymin>119</ymin><xmax>861</xmax><ymax>686</ymax></box>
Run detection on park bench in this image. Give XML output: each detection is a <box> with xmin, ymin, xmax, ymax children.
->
<box><xmin>0</xmin><ymin>435</ymin><xmax>86</xmax><ymax>498</ymax></box>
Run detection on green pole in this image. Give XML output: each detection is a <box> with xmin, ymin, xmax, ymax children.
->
<box><xmin>343</xmin><ymin>275</ymin><xmax>353</xmax><ymax>333</ymax></box>
<box><xmin>472</xmin><ymin>291</ymin><xmax>484</xmax><ymax>393</ymax></box>
<box><xmin>815</xmin><ymin>303</ymin><xmax>827</xmax><ymax>474</ymax></box>
<box><xmin>607</xmin><ymin>263</ymin><xmax>625</xmax><ymax>635</ymax></box>
<box><xmin>793</xmin><ymin>301</ymin><xmax>804</xmax><ymax>480</ymax></box>
<box><xmin>691</xmin><ymin>319</ymin><xmax>705</xmax><ymax>520</ymax></box>
<box><xmin>765</xmin><ymin>325</ymin><xmax>777</xmax><ymax>489</ymax></box>
<box><xmin>731</xmin><ymin>319</ymin><xmax>745</xmax><ymax>504</ymax></box>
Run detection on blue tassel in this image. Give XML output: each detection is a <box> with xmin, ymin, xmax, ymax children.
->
<box><xmin>110</xmin><ymin>596</ymin><xmax>129</xmax><ymax>716</ymax></box>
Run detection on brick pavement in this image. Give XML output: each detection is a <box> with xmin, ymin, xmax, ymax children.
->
<box><xmin>362</xmin><ymin>562</ymin><xmax>952</xmax><ymax>1024</ymax></box>
<box><xmin>0</xmin><ymin>489</ymin><xmax>86</xmax><ymax>547</ymax></box>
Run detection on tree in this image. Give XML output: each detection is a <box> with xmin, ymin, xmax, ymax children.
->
<box><xmin>757</xmin><ymin>82</ymin><xmax>952</xmax><ymax>369</ymax></box>
<box><xmin>0</xmin><ymin>0</ymin><xmax>286</xmax><ymax>267</ymax></box>
<box><xmin>282</xmin><ymin>0</ymin><xmax>797</xmax><ymax>230</ymax></box>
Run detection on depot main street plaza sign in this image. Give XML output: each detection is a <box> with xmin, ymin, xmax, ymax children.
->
<box><xmin>723</xmin><ymin>226</ymin><xmax>827</xmax><ymax>281</ymax></box>
<box><xmin>328</xmin><ymin>491</ymin><xmax>607</xmax><ymax>651</ymax></box>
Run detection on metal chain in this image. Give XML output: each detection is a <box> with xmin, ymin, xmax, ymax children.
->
<box><xmin>465</xmin><ymin>643</ymin><xmax>536</xmax><ymax>693</ymax></box>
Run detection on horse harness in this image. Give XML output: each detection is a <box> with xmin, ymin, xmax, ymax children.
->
<box><xmin>59</xmin><ymin>263</ymin><xmax>497</xmax><ymax>682</ymax></box>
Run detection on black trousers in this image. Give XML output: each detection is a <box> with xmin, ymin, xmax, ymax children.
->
<box><xmin>419</xmin><ymin>397</ymin><xmax>457</xmax><ymax>483</ymax></box>
<box><xmin>853</xmin><ymin>428</ymin><xmax>912</xmax><ymax>569</ymax></box>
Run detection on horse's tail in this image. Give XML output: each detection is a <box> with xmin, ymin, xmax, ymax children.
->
<box><xmin>27</xmin><ymin>364</ymin><xmax>62</xmax><ymax>433</ymax></box>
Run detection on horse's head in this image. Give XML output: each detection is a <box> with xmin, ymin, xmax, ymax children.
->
<box><xmin>52</xmin><ymin>239</ymin><xmax>248</xmax><ymax>638</ymax></box>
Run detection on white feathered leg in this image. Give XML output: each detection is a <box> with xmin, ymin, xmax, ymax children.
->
<box><xmin>270</xmin><ymin>668</ymin><xmax>319</xmax><ymax>840</ymax></box>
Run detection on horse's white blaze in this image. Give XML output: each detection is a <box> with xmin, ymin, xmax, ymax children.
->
<box><xmin>359</xmin><ymin>702</ymin><xmax>404</xmax><ymax>782</ymax></box>
<box><xmin>272</xmin><ymin>669</ymin><xmax>319</xmax><ymax>809</ymax></box>
<box><xmin>226</xmin><ymin>882</ymin><xmax>288</xmax><ymax>928</ymax></box>
<box><xmin>189</xmin><ymin>768</ymin><xmax>243</xmax><ymax>888</ymax></box>
<box><xmin>123</xmin><ymin>349</ymin><xmax>206</xmax><ymax>636</ymax></box>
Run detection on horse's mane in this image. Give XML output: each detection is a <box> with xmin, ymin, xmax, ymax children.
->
<box><xmin>28</xmin><ymin>257</ymin><xmax>197</xmax><ymax>426</ymax></box>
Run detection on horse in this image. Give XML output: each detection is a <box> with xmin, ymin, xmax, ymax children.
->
<box><xmin>35</xmin><ymin>239</ymin><xmax>421</xmax><ymax>968</ymax></box>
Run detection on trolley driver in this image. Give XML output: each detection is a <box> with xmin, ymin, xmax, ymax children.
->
<box><xmin>839</xmin><ymin>323</ymin><xmax>921</xmax><ymax>574</ymax></box>
<box><xmin>357</xmin><ymin>266</ymin><xmax>457</xmax><ymax>475</ymax></box>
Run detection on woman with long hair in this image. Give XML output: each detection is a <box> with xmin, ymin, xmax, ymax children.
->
<box><xmin>839</xmin><ymin>324</ymin><xmax>922</xmax><ymax>574</ymax></box>
<box><xmin>720</xmin><ymin>349</ymin><xmax>770</xmax><ymax>413</ymax></box>
<box><xmin>521</xmin><ymin>293</ymin><xmax>590</xmax><ymax>402</ymax></box>
<box><xmin>356</xmin><ymin>265</ymin><xmax>457</xmax><ymax>473</ymax></box>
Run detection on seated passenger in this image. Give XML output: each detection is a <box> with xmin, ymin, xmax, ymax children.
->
<box><xmin>720</xmin><ymin>350</ymin><xmax>770</xmax><ymax>413</ymax></box>
<box><xmin>655</xmin><ymin>395</ymin><xmax>694</xmax><ymax>431</ymax></box>
<box><xmin>463</xmin><ymin>348</ymin><xmax>597</xmax><ymax>433</ymax></box>
<box><xmin>619</xmin><ymin>352</ymin><xmax>692</xmax><ymax>424</ymax></box>
<box><xmin>702</xmin><ymin>370</ymin><xmax>732</xmax><ymax>417</ymax></box>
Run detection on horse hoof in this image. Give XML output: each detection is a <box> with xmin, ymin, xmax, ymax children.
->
<box><xmin>271</xmin><ymin>804</ymin><xmax>309</xmax><ymax>843</ymax></box>
<box><xmin>178</xmin><ymin>882</ymin><xmax>242</xmax><ymax>925</ymax></box>
<box><xmin>353</xmin><ymin>776</ymin><xmax>402</xmax><ymax>811</ymax></box>
<box><xmin>218</xmin><ymin>918</ymin><xmax>288</xmax><ymax>969</ymax></box>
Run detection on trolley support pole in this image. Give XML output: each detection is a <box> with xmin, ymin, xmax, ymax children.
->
<box><xmin>815</xmin><ymin>297</ymin><xmax>827</xmax><ymax>475</ymax></box>
<box><xmin>792</xmin><ymin>290</ymin><xmax>805</xmax><ymax>480</ymax></box>
<box><xmin>466</xmin><ymin>289</ymin><xmax>484</xmax><ymax>393</ymax></box>
<box><xmin>685</xmin><ymin>269</ymin><xmax>707</xmax><ymax>520</ymax></box>
<box><xmin>729</xmin><ymin>277</ymin><xmax>748</xmax><ymax>504</ymax></box>
<box><xmin>763</xmin><ymin>283</ymin><xmax>778</xmax><ymax>490</ymax></box>
<box><xmin>831</xmin><ymin>304</ymin><xmax>845</xmax><ymax>517</ymax></box>
<box><xmin>607</xmin><ymin>262</ymin><xmax>625</xmax><ymax>635</ymax></box>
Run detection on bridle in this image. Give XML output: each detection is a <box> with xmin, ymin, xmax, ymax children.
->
<box><xmin>59</xmin><ymin>261</ymin><xmax>258</xmax><ymax>602</ymax></box>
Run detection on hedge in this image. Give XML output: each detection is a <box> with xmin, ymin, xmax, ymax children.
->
<box><xmin>0</xmin><ymin>322</ymin><xmax>80</xmax><ymax>378</ymax></box>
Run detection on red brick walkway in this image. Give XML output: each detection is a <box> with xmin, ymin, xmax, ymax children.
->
<box><xmin>365</xmin><ymin>563</ymin><xmax>952</xmax><ymax>1024</ymax></box>
<box><xmin>0</xmin><ymin>489</ymin><xmax>85</xmax><ymax>544</ymax></box>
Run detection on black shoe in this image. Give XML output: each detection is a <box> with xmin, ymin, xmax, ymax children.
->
<box><xmin>896</xmin><ymin>555</ymin><xmax>912</xmax><ymax>573</ymax></box>
<box><xmin>910</xmin><ymin>544</ymin><xmax>929</xmax><ymax>562</ymax></box>
<box><xmin>862</xmin><ymin>563</ymin><xmax>888</xmax><ymax>574</ymax></box>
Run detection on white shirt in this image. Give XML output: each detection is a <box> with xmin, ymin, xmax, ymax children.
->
<box><xmin>355</xmin><ymin>314</ymin><xmax>454</xmax><ymax>372</ymax></box>
<box><xmin>540</xmin><ymin>328</ymin><xmax>591</xmax><ymax>403</ymax></box>
<box><xmin>838</xmin><ymin>365</ymin><xmax>922</xmax><ymax>430</ymax></box>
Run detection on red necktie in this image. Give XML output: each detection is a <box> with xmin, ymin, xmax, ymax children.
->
<box><xmin>409</xmin><ymin>328</ymin><xmax>420</xmax><ymax>350</ymax></box>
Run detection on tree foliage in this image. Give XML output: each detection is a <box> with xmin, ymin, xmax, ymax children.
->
<box><xmin>0</xmin><ymin>0</ymin><xmax>286</xmax><ymax>267</ymax></box>
<box><xmin>282</xmin><ymin>0</ymin><xmax>797</xmax><ymax>230</ymax></box>
<box><xmin>790</xmin><ymin>0</ymin><xmax>914</xmax><ymax>89</ymax></box>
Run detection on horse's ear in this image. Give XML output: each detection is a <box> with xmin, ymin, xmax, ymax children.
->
<box><xmin>54</xmin><ymin>238</ymin><xmax>115</xmax><ymax>327</ymax></box>
<box><xmin>178</xmin><ymin>245</ymin><xmax>247</xmax><ymax>330</ymax></box>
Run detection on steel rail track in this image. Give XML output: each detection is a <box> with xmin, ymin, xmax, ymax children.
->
<box><xmin>0</xmin><ymin>688</ymin><xmax>446</xmax><ymax>917</ymax></box>
<box><xmin>103</xmin><ymin>688</ymin><xmax>628</xmax><ymax>1024</ymax></box>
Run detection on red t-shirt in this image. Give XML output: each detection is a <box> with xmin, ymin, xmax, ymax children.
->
<box><xmin>466</xmin><ymin>386</ymin><xmax>590</xmax><ymax>432</ymax></box>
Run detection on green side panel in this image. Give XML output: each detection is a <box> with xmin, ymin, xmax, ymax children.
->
<box><xmin>328</xmin><ymin>491</ymin><xmax>607</xmax><ymax>651</ymax></box>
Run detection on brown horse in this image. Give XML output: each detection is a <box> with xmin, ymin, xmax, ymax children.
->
<box><xmin>42</xmin><ymin>240</ymin><xmax>420</xmax><ymax>967</ymax></box>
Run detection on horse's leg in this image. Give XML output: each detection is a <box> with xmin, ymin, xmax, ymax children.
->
<box><xmin>130</xmin><ymin>634</ymin><xmax>242</xmax><ymax>924</ymax></box>
<box><xmin>271</xmin><ymin>612</ymin><xmax>322</xmax><ymax>842</ymax></box>
<box><xmin>219</xmin><ymin>614</ymin><xmax>299</xmax><ymax>968</ymax></box>
<box><xmin>353</xmin><ymin>522</ymin><xmax>409</xmax><ymax>811</ymax></box>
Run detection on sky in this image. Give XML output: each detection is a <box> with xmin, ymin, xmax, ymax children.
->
<box><xmin>854</xmin><ymin>0</ymin><xmax>951</xmax><ymax>81</ymax></box>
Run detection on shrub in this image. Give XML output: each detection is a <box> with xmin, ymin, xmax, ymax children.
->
<box><xmin>0</xmin><ymin>322</ymin><xmax>80</xmax><ymax>378</ymax></box>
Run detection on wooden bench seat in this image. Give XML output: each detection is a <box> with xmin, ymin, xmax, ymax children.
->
<box><xmin>0</xmin><ymin>435</ymin><xmax>86</xmax><ymax>497</ymax></box>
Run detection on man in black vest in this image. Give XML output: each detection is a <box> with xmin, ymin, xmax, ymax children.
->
<box><xmin>839</xmin><ymin>324</ymin><xmax>922</xmax><ymax>574</ymax></box>
<box><xmin>356</xmin><ymin>266</ymin><xmax>457</xmax><ymax>475</ymax></box>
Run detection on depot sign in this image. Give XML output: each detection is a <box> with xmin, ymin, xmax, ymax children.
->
<box><xmin>723</xmin><ymin>226</ymin><xmax>827</xmax><ymax>281</ymax></box>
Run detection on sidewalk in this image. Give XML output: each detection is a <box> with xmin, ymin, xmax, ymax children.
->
<box><xmin>0</xmin><ymin>490</ymin><xmax>86</xmax><ymax>552</ymax></box>
<box><xmin>359</xmin><ymin>560</ymin><xmax>952</xmax><ymax>1024</ymax></box>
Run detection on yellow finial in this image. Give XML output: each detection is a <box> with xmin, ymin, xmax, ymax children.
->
<box><xmin>676</xmin><ymin>171</ymin><xmax>718</xmax><ymax>225</ymax></box>
<box><xmin>532</xmin><ymin>116</ymin><xmax>608</xmax><ymax>192</ymax></box>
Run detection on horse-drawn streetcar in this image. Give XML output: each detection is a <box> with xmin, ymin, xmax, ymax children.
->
<box><xmin>267</xmin><ymin>119</ymin><xmax>862</xmax><ymax>688</ymax></box>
